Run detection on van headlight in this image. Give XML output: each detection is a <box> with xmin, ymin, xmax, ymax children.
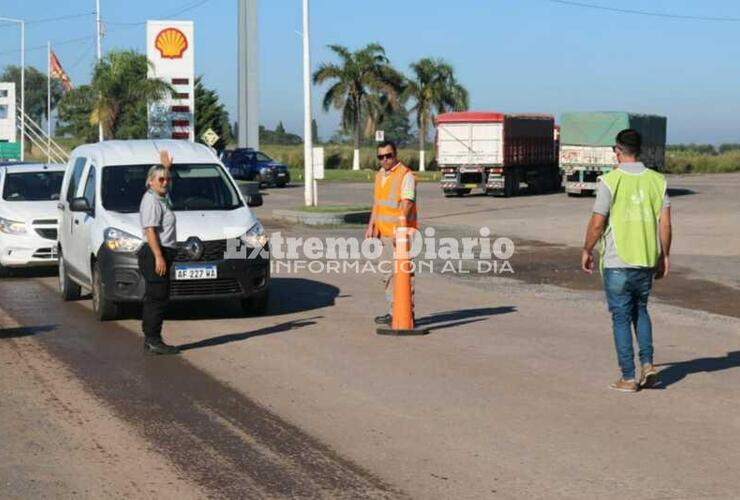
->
<box><xmin>0</xmin><ymin>217</ymin><xmax>27</xmax><ymax>235</ymax></box>
<box><xmin>240</xmin><ymin>221</ymin><xmax>268</xmax><ymax>248</ymax></box>
<box><xmin>104</xmin><ymin>227</ymin><xmax>143</xmax><ymax>253</ymax></box>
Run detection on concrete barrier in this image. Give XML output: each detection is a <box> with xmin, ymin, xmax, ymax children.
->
<box><xmin>272</xmin><ymin>209</ymin><xmax>371</xmax><ymax>226</ymax></box>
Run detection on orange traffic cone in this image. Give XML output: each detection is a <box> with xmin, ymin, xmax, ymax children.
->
<box><xmin>376</xmin><ymin>226</ymin><xmax>429</xmax><ymax>336</ymax></box>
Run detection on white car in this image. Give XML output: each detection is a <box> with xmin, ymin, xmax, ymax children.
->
<box><xmin>0</xmin><ymin>162</ymin><xmax>65</xmax><ymax>275</ymax></box>
<box><xmin>57</xmin><ymin>140</ymin><xmax>270</xmax><ymax>321</ymax></box>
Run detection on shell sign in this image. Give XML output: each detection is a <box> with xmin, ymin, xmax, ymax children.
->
<box><xmin>155</xmin><ymin>27</ymin><xmax>189</xmax><ymax>59</ymax></box>
<box><xmin>147</xmin><ymin>20</ymin><xmax>194</xmax><ymax>141</ymax></box>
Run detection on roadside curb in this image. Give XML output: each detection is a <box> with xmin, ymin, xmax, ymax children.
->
<box><xmin>272</xmin><ymin>209</ymin><xmax>371</xmax><ymax>226</ymax></box>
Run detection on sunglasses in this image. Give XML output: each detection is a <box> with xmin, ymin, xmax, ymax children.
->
<box><xmin>377</xmin><ymin>153</ymin><xmax>395</xmax><ymax>161</ymax></box>
<box><xmin>155</xmin><ymin>177</ymin><xmax>171</xmax><ymax>183</ymax></box>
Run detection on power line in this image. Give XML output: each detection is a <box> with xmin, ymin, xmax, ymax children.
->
<box><xmin>0</xmin><ymin>35</ymin><xmax>95</xmax><ymax>57</ymax></box>
<box><xmin>0</xmin><ymin>12</ymin><xmax>95</xmax><ymax>29</ymax></box>
<box><xmin>545</xmin><ymin>0</ymin><xmax>740</xmax><ymax>22</ymax></box>
<box><xmin>105</xmin><ymin>0</ymin><xmax>214</xmax><ymax>27</ymax></box>
<box><xmin>68</xmin><ymin>37</ymin><xmax>98</xmax><ymax>71</ymax></box>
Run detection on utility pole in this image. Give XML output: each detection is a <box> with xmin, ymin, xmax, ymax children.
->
<box><xmin>96</xmin><ymin>0</ymin><xmax>103</xmax><ymax>141</ymax></box>
<box><xmin>302</xmin><ymin>0</ymin><xmax>314</xmax><ymax>206</ymax></box>
<box><xmin>20</xmin><ymin>20</ymin><xmax>24</xmax><ymax>161</ymax></box>
<box><xmin>238</xmin><ymin>0</ymin><xmax>259</xmax><ymax>149</ymax></box>
<box><xmin>47</xmin><ymin>42</ymin><xmax>51</xmax><ymax>165</ymax></box>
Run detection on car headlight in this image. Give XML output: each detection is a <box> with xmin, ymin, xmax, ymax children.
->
<box><xmin>104</xmin><ymin>227</ymin><xmax>143</xmax><ymax>253</ymax></box>
<box><xmin>0</xmin><ymin>217</ymin><xmax>27</xmax><ymax>235</ymax></box>
<box><xmin>240</xmin><ymin>221</ymin><xmax>268</xmax><ymax>248</ymax></box>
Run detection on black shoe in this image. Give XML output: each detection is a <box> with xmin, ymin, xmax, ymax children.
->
<box><xmin>374</xmin><ymin>314</ymin><xmax>392</xmax><ymax>325</ymax></box>
<box><xmin>144</xmin><ymin>339</ymin><xmax>180</xmax><ymax>355</ymax></box>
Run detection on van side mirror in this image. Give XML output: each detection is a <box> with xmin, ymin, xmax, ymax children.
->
<box><xmin>70</xmin><ymin>197</ymin><xmax>93</xmax><ymax>214</ymax></box>
<box><xmin>246</xmin><ymin>194</ymin><xmax>263</xmax><ymax>208</ymax></box>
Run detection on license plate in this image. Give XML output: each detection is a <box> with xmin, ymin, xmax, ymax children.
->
<box><xmin>277</xmin><ymin>172</ymin><xmax>286</xmax><ymax>176</ymax></box>
<box><xmin>464</xmin><ymin>183</ymin><xmax>478</xmax><ymax>188</ymax></box>
<box><xmin>174</xmin><ymin>264</ymin><xmax>217</xmax><ymax>280</ymax></box>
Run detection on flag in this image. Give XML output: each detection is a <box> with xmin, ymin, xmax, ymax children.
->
<box><xmin>49</xmin><ymin>49</ymin><xmax>73</xmax><ymax>92</ymax></box>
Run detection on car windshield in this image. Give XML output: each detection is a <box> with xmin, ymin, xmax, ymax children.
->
<box><xmin>230</xmin><ymin>151</ymin><xmax>255</xmax><ymax>163</ymax></box>
<box><xmin>255</xmin><ymin>152</ymin><xmax>272</xmax><ymax>162</ymax></box>
<box><xmin>102</xmin><ymin>163</ymin><xmax>243</xmax><ymax>213</ymax></box>
<box><xmin>2</xmin><ymin>171</ymin><xmax>64</xmax><ymax>201</ymax></box>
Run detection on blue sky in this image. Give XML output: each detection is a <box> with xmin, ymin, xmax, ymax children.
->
<box><xmin>2</xmin><ymin>0</ymin><xmax>740</xmax><ymax>144</ymax></box>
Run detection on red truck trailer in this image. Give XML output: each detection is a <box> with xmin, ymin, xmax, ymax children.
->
<box><xmin>436</xmin><ymin>112</ymin><xmax>559</xmax><ymax>197</ymax></box>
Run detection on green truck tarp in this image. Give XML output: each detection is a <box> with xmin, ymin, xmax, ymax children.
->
<box><xmin>560</xmin><ymin>112</ymin><xmax>666</xmax><ymax>147</ymax></box>
<box><xmin>0</xmin><ymin>143</ymin><xmax>21</xmax><ymax>161</ymax></box>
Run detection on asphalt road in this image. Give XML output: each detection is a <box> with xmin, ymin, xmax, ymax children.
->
<box><xmin>1</xmin><ymin>172</ymin><xmax>739</xmax><ymax>499</ymax></box>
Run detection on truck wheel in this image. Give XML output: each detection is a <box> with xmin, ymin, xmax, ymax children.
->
<box><xmin>240</xmin><ymin>289</ymin><xmax>270</xmax><ymax>316</ymax></box>
<box><xmin>58</xmin><ymin>252</ymin><xmax>81</xmax><ymax>301</ymax></box>
<box><xmin>92</xmin><ymin>261</ymin><xmax>119</xmax><ymax>321</ymax></box>
<box><xmin>504</xmin><ymin>173</ymin><xmax>515</xmax><ymax>197</ymax></box>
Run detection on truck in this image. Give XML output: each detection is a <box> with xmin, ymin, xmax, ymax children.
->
<box><xmin>560</xmin><ymin>112</ymin><xmax>667</xmax><ymax>196</ymax></box>
<box><xmin>436</xmin><ymin>112</ymin><xmax>559</xmax><ymax>197</ymax></box>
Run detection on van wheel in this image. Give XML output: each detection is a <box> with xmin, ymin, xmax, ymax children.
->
<box><xmin>92</xmin><ymin>261</ymin><xmax>119</xmax><ymax>321</ymax></box>
<box><xmin>59</xmin><ymin>253</ymin><xmax>81</xmax><ymax>301</ymax></box>
<box><xmin>240</xmin><ymin>289</ymin><xmax>270</xmax><ymax>316</ymax></box>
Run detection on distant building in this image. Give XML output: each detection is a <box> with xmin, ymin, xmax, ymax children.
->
<box><xmin>0</xmin><ymin>83</ymin><xmax>16</xmax><ymax>143</ymax></box>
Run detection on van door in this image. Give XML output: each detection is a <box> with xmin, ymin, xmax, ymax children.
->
<box><xmin>59</xmin><ymin>157</ymin><xmax>88</xmax><ymax>280</ymax></box>
<box><xmin>67</xmin><ymin>162</ymin><xmax>96</xmax><ymax>286</ymax></box>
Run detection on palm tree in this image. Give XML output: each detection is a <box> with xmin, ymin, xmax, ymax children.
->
<box><xmin>404</xmin><ymin>58</ymin><xmax>469</xmax><ymax>171</ymax></box>
<box><xmin>313</xmin><ymin>43</ymin><xmax>403</xmax><ymax>170</ymax></box>
<box><xmin>89</xmin><ymin>50</ymin><xmax>172</xmax><ymax>139</ymax></box>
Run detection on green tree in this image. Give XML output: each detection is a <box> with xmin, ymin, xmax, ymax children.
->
<box><xmin>0</xmin><ymin>65</ymin><xmax>63</xmax><ymax>124</ymax></box>
<box><xmin>194</xmin><ymin>75</ymin><xmax>231</xmax><ymax>151</ymax></box>
<box><xmin>259</xmin><ymin>123</ymin><xmax>302</xmax><ymax>145</ymax></box>
<box><xmin>89</xmin><ymin>50</ymin><xmax>171</xmax><ymax>139</ymax></box>
<box><xmin>57</xmin><ymin>85</ymin><xmax>97</xmax><ymax>143</ymax></box>
<box><xmin>404</xmin><ymin>58</ymin><xmax>468</xmax><ymax>170</ymax></box>
<box><xmin>313</xmin><ymin>43</ymin><xmax>404</xmax><ymax>170</ymax></box>
<box><xmin>311</xmin><ymin>118</ymin><xmax>319</xmax><ymax>144</ymax></box>
<box><xmin>375</xmin><ymin>107</ymin><xmax>413</xmax><ymax>147</ymax></box>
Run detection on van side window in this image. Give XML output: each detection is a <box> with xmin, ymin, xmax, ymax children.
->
<box><xmin>83</xmin><ymin>166</ymin><xmax>96</xmax><ymax>209</ymax></box>
<box><xmin>66</xmin><ymin>157</ymin><xmax>87</xmax><ymax>203</ymax></box>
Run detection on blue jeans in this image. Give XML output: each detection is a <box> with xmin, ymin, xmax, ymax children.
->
<box><xmin>603</xmin><ymin>268</ymin><xmax>655</xmax><ymax>380</ymax></box>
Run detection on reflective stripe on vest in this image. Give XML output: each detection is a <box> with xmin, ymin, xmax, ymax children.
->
<box><xmin>374</xmin><ymin>163</ymin><xmax>418</xmax><ymax>238</ymax></box>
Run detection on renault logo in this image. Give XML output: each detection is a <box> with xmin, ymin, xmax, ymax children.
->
<box><xmin>183</xmin><ymin>237</ymin><xmax>204</xmax><ymax>260</ymax></box>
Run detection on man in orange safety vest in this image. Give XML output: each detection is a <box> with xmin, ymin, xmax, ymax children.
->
<box><xmin>364</xmin><ymin>140</ymin><xmax>418</xmax><ymax>325</ymax></box>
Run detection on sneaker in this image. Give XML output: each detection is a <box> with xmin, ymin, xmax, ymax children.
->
<box><xmin>609</xmin><ymin>378</ymin><xmax>638</xmax><ymax>393</ymax></box>
<box><xmin>639</xmin><ymin>364</ymin><xmax>658</xmax><ymax>388</ymax></box>
<box><xmin>374</xmin><ymin>314</ymin><xmax>392</xmax><ymax>325</ymax></box>
<box><xmin>144</xmin><ymin>339</ymin><xmax>180</xmax><ymax>355</ymax></box>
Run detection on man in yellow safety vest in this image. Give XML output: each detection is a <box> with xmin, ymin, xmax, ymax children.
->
<box><xmin>582</xmin><ymin>129</ymin><xmax>672</xmax><ymax>393</ymax></box>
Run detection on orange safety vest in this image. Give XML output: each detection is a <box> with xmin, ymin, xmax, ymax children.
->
<box><xmin>373</xmin><ymin>163</ymin><xmax>418</xmax><ymax>238</ymax></box>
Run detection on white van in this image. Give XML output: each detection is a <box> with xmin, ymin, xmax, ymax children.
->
<box><xmin>0</xmin><ymin>162</ymin><xmax>65</xmax><ymax>275</ymax></box>
<box><xmin>57</xmin><ymin>140</ymin><xmax>270</xmax><ymax>320</ymax></box>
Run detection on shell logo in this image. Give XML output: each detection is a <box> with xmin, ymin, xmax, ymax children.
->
<box><xmin>155</xmin><ymin>28</ymin><xmax>188</xmax><ymax>59</ymax></box>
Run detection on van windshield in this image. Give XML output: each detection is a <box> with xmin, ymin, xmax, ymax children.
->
<box><xmin>101</xmin><ymin>164</ymin><xmax>243</xmax><ymax>213</ymax></box>
<box><xmin>3</xmin><ymin>171</ymin><xmax>64</xmax><ymax>201</ymax></box>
